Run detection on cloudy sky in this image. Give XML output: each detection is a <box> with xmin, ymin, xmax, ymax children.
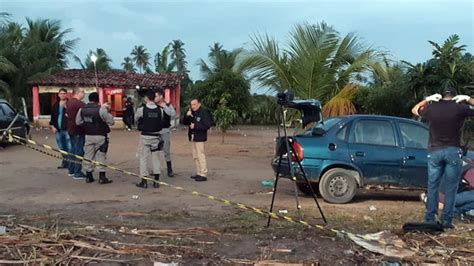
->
<box><xmin>1</xmin><ymin>0</ymin><xmax>473</xmax><ymax>91</ymax></box>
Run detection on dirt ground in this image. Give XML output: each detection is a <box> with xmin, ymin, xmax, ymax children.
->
<box><xmin>1</xmin><ymin>126</ymin><xmax>473</xmax><ymax>264</ymax></box>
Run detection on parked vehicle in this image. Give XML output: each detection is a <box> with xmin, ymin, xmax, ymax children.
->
<box><xmin>0</xmin><ymin>99</ymin><xmax>30</xmax><ymax>143</ymax></box>
<box><xmin>272</xmin><ymin>114</ymin><xmax>474</xmax><ymax>204</ymax></box>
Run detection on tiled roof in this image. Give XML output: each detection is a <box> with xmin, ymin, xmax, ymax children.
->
<box><xmin>29</xmin><ymin>69</ymin><xmax>183</xmax><ymax>89</ymax></box>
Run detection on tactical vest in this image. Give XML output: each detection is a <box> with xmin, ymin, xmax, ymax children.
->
<box><xmin>81</xmin><ymin>103</ymin><xmax>110</xmax><ymax>136</ymax></box>
<box><xmin>138</xmin><ymin>106</ymin><xmax>163</xmax><ymax>135</ymax></box>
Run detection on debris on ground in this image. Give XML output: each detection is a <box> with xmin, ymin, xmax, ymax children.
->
<box><xmin>347</xmin><ymin>231</ymin><xmax>415</xmax><ymax>259</ymax></box>
<box><xmin>0</xmin><ymin>217</ymin><xmax>224</xmax><ymax>264</ymax></box>
<box><xmin>261</xmin><ymin>181</ymin><xmax>274</xmax><ymax>187</ymax></box>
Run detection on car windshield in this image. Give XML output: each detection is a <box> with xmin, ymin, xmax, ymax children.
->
<box><xmin>298</xmin><ymin>117</ymin><xmax>342</xmax><ymax>136</ymax></box>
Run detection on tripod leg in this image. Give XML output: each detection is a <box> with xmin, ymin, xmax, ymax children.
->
<box><xmin>267</xmin><ymin>154</ymin><xmax>283</xmax><ymax>227</ymax></box>
<box><xmin>293</xmin><ymin>156</ymin><xmax>327</xmax><ymax>224</ymax></box>
<box><xmin>292</xmin><ymin>175</ymin><xmax>302</xmax><ymax>217</ymax></box>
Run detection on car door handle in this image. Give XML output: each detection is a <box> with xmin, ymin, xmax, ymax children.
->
<box><xmin>403</xmin><ymin>156</ymin><xmax>416</xmax><ymax>160</ymax></box>
<box><xmin>355</xmin><ymin>152</ymin><xmax>365</xmax><ymax>157</ymax></box>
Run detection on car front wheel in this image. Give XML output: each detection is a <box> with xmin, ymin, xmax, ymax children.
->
<box><xmin>319</xmin><ymin>168</ymin><xmax>358</xmax><ymax>204</ymax></box>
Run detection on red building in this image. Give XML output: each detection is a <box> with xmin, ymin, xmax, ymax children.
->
<box><xmin>29</xmin><ymin>69</ymin><xmax>182</xmax><ymax>127</ymax></box>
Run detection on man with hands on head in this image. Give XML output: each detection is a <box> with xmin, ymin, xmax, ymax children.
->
<box><xmin>412</xmin><ymin>88</ymin><xmax>474</xmax><ymax>229</ymax></box>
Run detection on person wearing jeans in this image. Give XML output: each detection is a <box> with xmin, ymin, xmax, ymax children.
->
<box><xmin>50</xmin><ymin>88</ymin><xmax>71</xmax><ymax>170</ymax></box>
<box><xmin>420</xmin><ymin>170</ymin><xmax>474</xmax><ymax>217</ymax></box>
<box><xmin>425</xmin><ymin>147</ymin><xmax>463</xmax><ymax>225</ymax></box>
<box><xmin>66</xmin><ymin>87</ymin><xmax>87</xmax><ymax>179</ymax></box>
<box><xmin>412</xmin><ymin>88</ymin><xmax>474</xmax><ymax>228</ymax></box>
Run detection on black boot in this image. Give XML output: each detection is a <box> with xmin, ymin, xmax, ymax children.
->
<box><xmin>86</xmin><ymin>172</ymin><xmax>95</xmax><ymax>183</ymax></box>
<box><xmin>194</xmin><ymin>175</ymin><xmax>208</xmax><ymax>182</ymax></box>
<box><xmin>166</xmin><ymin>161</ymin><xmax>174</xmax><ymax>177</ymax></box>
<box><xmin>136</xmin><ymin>179</ymin><xmax>148</xmax><ymax>188</ymax></box>
<box><xmin>98</xmin><ymin>172</ymin><xmax>113</xmax><ymax>184</ymax></box>
<box><xmin>153</xmin><ymin>174</ymin><xmax>160</xmax><ymax>188</ymax></box>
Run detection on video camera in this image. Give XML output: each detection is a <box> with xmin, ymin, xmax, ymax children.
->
<box><xmin>276</xmin><ymin>90</ymin><xmax>322</xmax><ymax>127</ymax></box>
<box><xmin>276</xmin><ymin>90</ymin><xmax>295</xmax><ymax>106</ymax></box>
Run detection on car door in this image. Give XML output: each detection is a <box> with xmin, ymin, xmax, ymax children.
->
<box><xmin>398</xmin><ymin>121</ymin><xmax>429</xmax><ymax>188</ymax></box>
<box><xmin>347</xmin><ymin>118</ymin><xmax>402</xmax><ymax>185</ymax></box>
<box><xmin>0</xmin><ymin>103</ymin><xmax>21</xmax><ymax>135</ymax></box>
<box><xmin>0</xmin><ymin>103</ymin><xmax>9</xmax><ymax>131</ymax></box>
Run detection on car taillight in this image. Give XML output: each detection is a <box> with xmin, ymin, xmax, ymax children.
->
<box><xmin>291</xmin><ymin>141</ymin><xmax>304</xmax><ymax>161</ymax></box>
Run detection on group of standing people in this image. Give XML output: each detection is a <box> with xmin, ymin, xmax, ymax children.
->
<box><xmin>50</xmin><ymin>88</ymin><xmax>114</xmax><ymax>183</ymax></box>
<box><xmin>50</xmin><ymin>87</ymin><xmax>212</xmax><ymax>189</ymax></box>
<box><xmin>134</xmin><ymin>90</ymin><xmax>212</xmax><ymax>188</ymax></box>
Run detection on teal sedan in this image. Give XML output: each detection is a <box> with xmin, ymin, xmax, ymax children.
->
<box><xmin>272</xmin><ymin>115</ymin><xmax>474</xmax><ymax>204</ymax></box>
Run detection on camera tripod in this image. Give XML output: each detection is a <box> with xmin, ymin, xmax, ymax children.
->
<box><xmin>267</xmin><ymin>106</ymin><xmax>327</xmax><ymax>227</ymax></box>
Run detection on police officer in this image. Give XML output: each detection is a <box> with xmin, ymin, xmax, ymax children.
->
<box><xmin>155</xmin><ymin>88</ymin><xmax>176</xmax><ymax>177</ymax></box>
<box><xmin>135</xmin><ymin>90</ymin><xmax>163</xmax><ymax>188</ymax></box>
<box><xmin>75</xmin><ymin>92</ymin><xmax>114</xmax><ymax>184</ymax></box>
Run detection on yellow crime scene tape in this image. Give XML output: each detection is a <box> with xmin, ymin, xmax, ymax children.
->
<box><xmin>6</xmin><ymin>132</ymin><xmax>422</xmax><ymax>253</ymax></box>
<box><xmin>7</xmin><ymin>133</ymin><xmax>332</xmax><ymax>232</ymax></box>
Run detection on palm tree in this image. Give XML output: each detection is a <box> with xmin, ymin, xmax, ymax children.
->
<box><xmin>428</xmin><ymin>34</ymin><xmax>467</xmax><ymax>90</ymax></box>
<box><xmin>74</xmin><ymin>48</ymin><xmax>112</xmax><ymax>71</ymax></box>
<box><xmin>199</xmin><ymin>43</ymin><xmax>244</xmax><ymax>79</ymax></box>
<box><xmin>131</xmin><ymin>45</ymin><xmax>150</xmax><ymax>73</ymax></box>
<box><xmin>241</xmin><ymin>22</ymin><xmax>380</xmax><ymax>116</ymax></box>
<box><xmin>0</xmin><ymin>18</ymin><xmax>77</xmax><ymax>106</ymax></box>
<box><xmin>170</xmin><ymin>40</ymin><xmax>188</xmax><ymax>74</ymax></box>
<box><xmin>209</xmin><ymin>42</ymin><xmax>223</xmax><ymax>58</ymax></box>
<box><xmin>121</xmin><ymin>56</ymin><xmax>136</xmax><ymax>72</ymax></box>
<box><xmin>154</xmin><ymin>44</ymin><xmax>175</xmax><ymax>73</ymax></box>
<box><xmin>0</xmin><ymin>56</ymin><xmax>16</xmax><ymax>99</ymax></box>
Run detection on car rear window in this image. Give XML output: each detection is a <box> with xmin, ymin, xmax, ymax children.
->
<box><xmin>300</xmin><ymin>117</ymin><xmax>342</xmax><ymax>136</ymax></box>
<box><xmin>315</xmin><ymin>118</ymin><xmax>342</xmax><ymax>131</ymax></box>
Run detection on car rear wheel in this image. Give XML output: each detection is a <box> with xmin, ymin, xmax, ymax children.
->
<box><xmin>319</xmin><ymin>168</ymin><xmax>357</xmax><ymax>204</ymax></box>
<box><xmin>17</xmin><ymin>125</ymin><xmax>30</xmax><ymax>143</ymax></box>
<box><xmin>296</xmin><ymin>182</ymin><xmax>320</xmax><ymax>196</ymax></box>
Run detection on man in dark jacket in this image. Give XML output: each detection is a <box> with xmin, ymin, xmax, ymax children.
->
<box><xmin>122</xmin><ymin>96</ymin><xmax>134</xmax><ymax>131</ymax></box>
<box><xmin>49</xmin><ymin>88</ymin><xmax>71</xmax><ymax>170</ymax></box>
<box><xmin>65</xmin><ymin>87</ymin><xmax>87</xmax><ymax>179</ymax></box>
<box><xmin>183</xmin><ymin>99</ymin><xmax>212</xmax><ymax>182</ymax></box>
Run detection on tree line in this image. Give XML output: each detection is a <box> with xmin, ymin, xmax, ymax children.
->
<box><xmin>1</xmin><ymin>15</ymin><xmax>472</xmax><ymax>137</ymax></box>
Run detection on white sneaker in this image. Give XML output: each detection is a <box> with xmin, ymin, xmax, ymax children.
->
<box><xmin>466</xmin><ymin>210</ymin><xmax>474</xmax><ymax>217</ymax></box>
<box><xmin>420</xmin><ymin>192</ymin><xmax>427</xmax><ymax>204</ymax></box>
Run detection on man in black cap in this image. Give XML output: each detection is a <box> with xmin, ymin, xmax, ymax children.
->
<box><xmin>76</xmin><ymin>92</ymin><xmax>115</xmax><ymax>184</ymax></box>
<box><xmin>135</xmin><ymin>90</ymin><xmax>163</xmax><ymax>188</ymax></box>
<box><xmin>412</xmin><ymin>88</ymin><xmax>474</xmax><ymax>228</ymax></box>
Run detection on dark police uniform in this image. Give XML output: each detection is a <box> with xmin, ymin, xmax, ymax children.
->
<box><xmin>135</xmin><ymin>102</ymin><xmax>163</xmax><ymax>187</ymax></box>
<box><xmin>76</xmin><ymin>102</ymin><xmax>114</xmax><ymax>183</ymax></box>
